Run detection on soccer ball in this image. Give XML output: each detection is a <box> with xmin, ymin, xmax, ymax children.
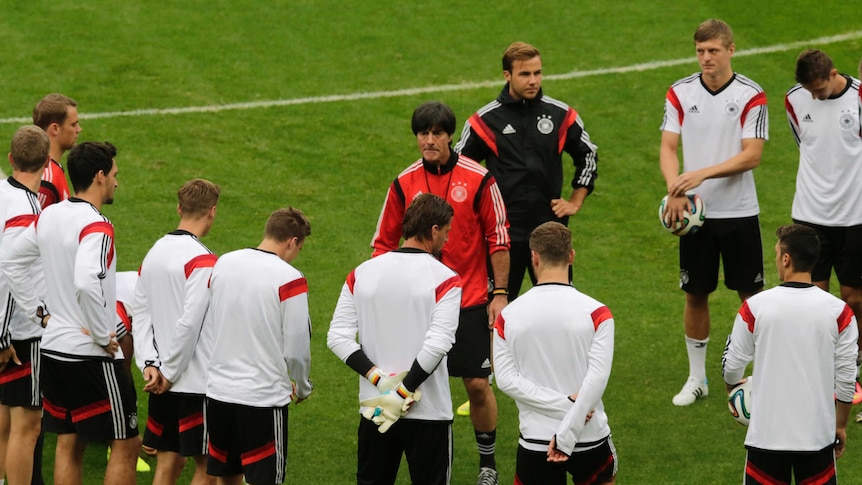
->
<box><xmin>659</xmin><ymin>193</ymin><xmax>706</xmax><ymax>236</ymax></box>
<box><xmin>727</xmin><ymin>377</ymin><xmax>753</xmax><ymax>426</ymax></box>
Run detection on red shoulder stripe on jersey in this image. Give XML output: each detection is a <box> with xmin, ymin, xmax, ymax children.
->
<box><xmin>241</xmin><ymin>441</ymin><xmax>276</xmax><ymax>466</ymax></box>
<box><xmin>4</xmin><ymin>214</ymin><xmax>37</xmax><ymax>230</ymax></box>
<box><xmin>116</xmin><ymin>301</ymin><xmax>132</xmax><ymax>333</ymax></box>
<box><xmin>494</xmin><ymin>314</ymin><xmax>506</xmax><ymax>340</ymax></box>
<box><xmin>838</xmin><ymin>304</ymin><xmax>854</xmax><ymax>333</ymax></box>
<box><xmin>557</xmin><ymin>107</ymin><xmax>578</xmax><ymax>154</ymax></box>
<box><xmin>468</xmin><ymin>114</ymin><xmax>499</xmax><ymax>157</ymax></box>
<box><xmin>79</xmin><ymin>221</ymin><xmax>115</xmax><ymax>267</ymax></box>
<box><xmin>740</xmin><ymin>92</ymin><xmax>767</xmax><ymax>127</ymax></box>
<box><xmin>784</xmin><ymin>95</ymin><xmax>799</xmax><ymax>126</ymax></box>
<box><xmin>739</xmin><ymin>301</ymin><xmax>755</xmax><ymax>333</ymax></box>
<box><xmin>590</xmin><ymin>305</ymin><xmax>612</xmax><ymax>331</ymax></box>
<box><xmin>279</xmin><ymin>278</ymin><xmax>308</xmax><ymax>301</ymax></box>
<box><xmin>435</xmin><ymin>275</ymin><xmax>461</xmax><ymax>303</ymax></box>
<box><xmin>183</xmin><ymin>253</ymin><xmax>218</xmax><ymax>279</ymax></box>
<box><xmin>79</xmin><ymin>221</ymin><xmax>114</xmax><ymax>241</ymax></box>
<box><xmin>137</xmin><ymin>265</ymin><xmax>142</xmax><ymax>276</ymax></box>
<box><xmin>667</xmin><ymin>88</ymin><xmax>683</xmax><ymax>125</ymax></box>
<box><xmin>346</xmin><ymin>270</ymin><xmax>357</xmax><ymax>294</ymax></box>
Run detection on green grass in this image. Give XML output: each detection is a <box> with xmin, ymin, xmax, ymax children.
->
<box><xmin>2</xmin><ymin>1</ymin><xmax>862</xmax><ymax>483</ymax></box>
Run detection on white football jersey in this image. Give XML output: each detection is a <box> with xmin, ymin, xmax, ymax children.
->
<box><xmin>494</xmin><ymin>283</ymin><xmax>614</xmax><ymax>455</ymax></box>
<box><xmin>722</xmin><ymin>283</ymin><xmax>858</xmax><ymax>451</ymax></box>
<box><xmin>661</xmin><ymin>73</ymin><xmax>768</xmax><ymax>218</ymax></box>
<box><xmin>786</xmin><ymin>75</ymin><xmax>862</xmax><ymax>226</ymax></box>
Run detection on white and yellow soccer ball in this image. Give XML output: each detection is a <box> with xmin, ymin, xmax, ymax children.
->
<box><xmin>659</xmin><ymin>193</ymin><xmax>706</xmax><ymax>236</ymax></box>
<box><xmin>727</xmin><ymin>376</ymin><xmax>753</xmax><ymax>426</ymax></box>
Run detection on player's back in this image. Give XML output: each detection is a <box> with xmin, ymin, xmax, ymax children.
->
<box><xmin>498</xmin><ymin>283</ymin><xmax>612</xmax><ymax>443</ymax></box>
<box><xmin>137</xmin><ymin>232</ymin><xmax>215</xmax><ymax>392</ymax></box>
<box><xmin>0</xmin><ymin>178</ymin><xmax>45</xmax><ymax>341</ymax></box>
<box><xmin>206</xmin><ymin>248</ymin><xmax>305</xmax><ymax>407</ymax></box>
<box><xmin>744</xmin><ymin>284</ymin><xmax>853</xmax><ymax>450</ymax></box>
<box><xmin>37</xmin><ymin>198</ymin><xmax>117</xmax><ymax>358</ymax></box>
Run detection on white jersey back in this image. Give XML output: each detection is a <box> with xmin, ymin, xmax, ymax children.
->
<box><xmin>328</xmin><ymin>249</ymin><xmax>461</xmax><ymax>421</ymax></box>
<box><xmin>786</xmin><ymin>76</ymin><xmax>862</xmax><ymax>226</ymax></box>
<box><xmin>0</xmin><ymin>178</ymin><xmax>44</xmax><ymax>342</ymax></box>
<box><xmin>494</xmin><ymin>283</ymin><xmax>613</xmax><ymax>454</ymax></box>
<box><xmin>723</xmin><ymin>284</ymin><xmax>858</xmax><ymax>451</ymax></box>
<box><xmin>661</xmin><ymin>73</ymin><xmax>768</xmax><ymax>218</ymax></box>
<box><xmin>206</xmin><ymin>248</ymin><xmax>312</xmax><ymax>407</ymax></box>
<box><xmin>132</xmin><ymin>232</ymin><xmax>216</xmax><ymax>394</ymax></box>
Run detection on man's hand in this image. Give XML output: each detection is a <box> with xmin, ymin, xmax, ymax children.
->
<box><xmin>487</xmin><ymin>295</ymin><xmax>507</xmax><ymax>329</ymax></box>
<box><xmin>0</xmin><ymin>346</ymin><xmax>21</xmax><ymax>372</ymax></box>
<box><xmin>367</xmin><ymin>368</ymin><xmax>408</xmax><ymax>393</ymax></box>
<box><xmin>101</xmin><ymin>338</ymin><xmax>119</xmax><ymax>358</ymax></box>
<box><xmin>360</xmin><ymin>384</ymin><xmax>421</xmax><ymax>433</ymax></box>
<box><xmin>547</xmin><ymin>436</ymin><xmax>570</xmax><ymax>463</ymax></box>
<box><xmin>835</xmin><ymin>428</ymin><xmax>847</xmax><ymax>459</ymax></box>
<box><xmin>291</xmin><ymin>381</ymin><xmax>310</xmax><ymax>404</ymax></box>
<box><xmin>143</xmin><ymin>366</ymin><xmax>165</xmax><ymax>393</ymax></box>
<box><xmin>668</xmin><ymin>172</ymin><xmax>704</xmax><ymax>197</ymax></box>
<box><xmin>661</xmin><ymin>194</ymin><xmax>692</xmax><ymax>231</ymax></box>
<box><xmin>550</xmin><ymin>198</ymin><xmax>581</xmax><ymax>218</ymax></box>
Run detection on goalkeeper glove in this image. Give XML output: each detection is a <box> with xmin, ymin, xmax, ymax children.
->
<box><xmin>368</xmin><ymin>368</ymin><xmax>408</xmax><ymax>392</ymax></box>
<box><xmin>360</xmin><ymin>383</ymin><xmax>421</xmax><ymax>433</ymax></box>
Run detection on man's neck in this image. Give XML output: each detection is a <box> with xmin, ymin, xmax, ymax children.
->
<box><xmin>535</xmin><ymin>266</ymin><xmax>570</xmax><ymax>285</ymax></box>
<box><xmin>401</xmin><ymin>238</ymin><xmax>432</xmax><ymax>254</ymax></box>
<box><xmin>177</xmin><ymin>218</ymin><xmax>208</xmax><ymax>239</ymax></box>
<box><xmin>702</xmin><ymin>70</ymin><xmax>733</xmax><ymax>92</ymax></box>
<box><xmin>12</xmin><ymin>170</ymin><xmax>42</xmax><ymax>194</ymax></box>
<box><xmin>74</xmin><ymin>190</ymin><xmax>103</xmax><ymax>211</ymax></box>
<box><xmin>49</xmin><ymin>146</ymin><xmax>64</xmax><ymax>165</ymax></box>
<box><xmin>781</xmin><ymin>270</ymin><xmax>812</xmax><ymax>285</ymax></box>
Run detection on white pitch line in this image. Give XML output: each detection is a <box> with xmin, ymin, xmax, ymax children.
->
<box><xmin>1</xmin><ymin>30</ymin><xmax>860</xmax><ymax>125</ymax></box>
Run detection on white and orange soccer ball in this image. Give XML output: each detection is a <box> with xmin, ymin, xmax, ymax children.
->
<box><xmin>727</xmin><ymin>376</ymin><xmax>753</xmax><ymax>426</ymax></box>
<box><xmin>659</xmin><ymin>193</ymin><xmax>706</xmax><ymax>236</ymax></box>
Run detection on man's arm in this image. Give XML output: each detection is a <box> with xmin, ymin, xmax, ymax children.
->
<box><xmin>722</xmin><ymin>302</ymin><xmax>756</xmax><ymax>389</ymax></box>
<box><xmin>553</xmin><ymin>112</ymin><xmax>598</xmax><ymax>217</ymax></box>
<box><xmin>75</xmin><ymin>226</ymin><xmax>116</xmax><ymax>349</ymax></box>
<box><xmin>0</xmin><ymin>219</ymin><xmax>45</xmax><ymax>328</ymax></box>
<box><xmin>158</xmin><ymin>255</ymin><xmax>217</xmax><ymax>385</ymax></box>
<box><xmin>479</xmin><ymin>175</ymin><xmax>510</xmax><ymax>324</ymax></box>
<box><xmin>281</xmin><ymin>276</ymin><xmax>313</xmax><ymax>401</ymax></box>
<box><xmin>667</xmin><ymin>138</ymin><xmax>764</xmax><ymax>197</ymax></box>
<box><xmin>553</xmin><ymin>311</ymin><xmax>614</xmax><ymax>455</ymax></box>
<box><xmin>370</xmin><ymin>183</ymin><xmax>405</xmax><ymax>258</ymax></box>
<box><xmin>130</xmin><ymin>269</ymin><xmax>159</xmax><ymax>372</ymax></box>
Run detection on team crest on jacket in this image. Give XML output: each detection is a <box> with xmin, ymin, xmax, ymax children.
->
<box><xmin>537</xmin><ymin>115</ymin><xmax>554</xmax><ymax>135</ymax></box>
<box><xmin>450</xmin><ymin>183</ymin><xmax>468</xmax><ymax>203</ymax></box>
<box><xmin>723</xmin><ymin>101</ymin><xmax>740</xmax><ymax>118</ymax></box>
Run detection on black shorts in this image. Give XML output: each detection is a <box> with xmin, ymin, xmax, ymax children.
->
<box><xmin>745</xmin><ymin>445</ymin><xmax>835</xmax><ymax>484</ymax></box>
<box><xmin>515</xmin><ymin>435</ymin><xmax>617</xmax><ymax>485</ymax></box>
<box><xmin>0</xmin><ymin>339</ymin><xmax>41</xmax><ymax>408</ymax></box>
<box><xmin>206</xmin><ymin>398</ymin><xmax>288</xmax><ymax>484</ymax></box>
<box><xmin>793</xmin><ymin>221</ymin><xmax>862</xmax><ymax>287</ymax></box>
<box><xmin>40</xmin><ymin>355</ymin><xmax>139</xmax><ymax>442</ymax></box>
<box><xmin>446</xmin><ymin>305</ymin><xmax>492</xmax><ymax>378</ymax></box>
<box><xmin>679</xmin><ymin>216</ymin><xmax>764</xmax><ymax>294</ymax></box>
<box><xmin>144</xmin><ymin>392</ymin><xmax>207</xmax><ymax>456</ymax></box>
<box><xmin>357</xmin><ymin>417</ymin><xmax>452</xmax><ymax>485</ymax></box>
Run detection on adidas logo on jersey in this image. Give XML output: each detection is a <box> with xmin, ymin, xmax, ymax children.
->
<box><xmin>688</xmin><ymin>105</ymin><xmax>700</xmax><ymax>114</ymax></box>
<box><xmin>481</xmin><ymin>358</ymin><xmax>491</xmax><ymax>369</ymax></box>
<box><xmin>802</xmin><ymin>114</ymin><xmax>813</xmax><ymax>122</ymax></box>
<box><xmin>502</xmin><ymin>124</ymin><xmax>516</xmax><ymax>134</ymax></box>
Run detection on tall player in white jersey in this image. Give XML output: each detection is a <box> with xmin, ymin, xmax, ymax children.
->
<box><xmin>723</xmin><ymin>224</ymin><xmax>857</xmax><ymax>484</ymax></box>
<box><xmin>660</xmin><ymin>19</ymin><xmax>768</xmax><ymax>406</ymax></box>
<box><xmin>784</xmin><ymin>50</ymin><xmax>862</xmax><ymax>410</ymax></box>
<box><xmin>206</xmin><ymin>207</ymin><xmax>313</xmax><ymax>485</ymax></box>
<box><xmin>328</xmin><ymin>193</ymin><xmax>461</xmax><ymax>485</ymax></box>
<box><xmin>0</xmin><ymin>126</ymin><xmax>50</xmax><ymax>485</ymax></box>
<box><xmin>1</xmin><ymin>141</ymin><xmax>141</xmax><ymax>484</ymax></box>
<box><xmin>494</xmin><ymin>222</ymin><xmax>616</xmax><ymax>484</ymax></box>
<box><xmin>132</xmin><ymin>178</ymin><xmax>220</xmax><ymax>485</ymax></box>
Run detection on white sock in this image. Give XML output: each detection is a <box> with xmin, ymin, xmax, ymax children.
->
<box><xmin>685</xmin><ymin>336</ymin><xmax>708</xmax><ymax>382</ymax></box>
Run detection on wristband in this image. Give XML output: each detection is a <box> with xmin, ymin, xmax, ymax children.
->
<box><xmin>492</xmin><ymin>288</ymin><xmax>508</xmax><ymax>296</ymax></box>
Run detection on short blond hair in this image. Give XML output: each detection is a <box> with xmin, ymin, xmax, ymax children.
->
<box><xmin>502</xmin><ymin>42</ymin><xmax>541</xmax><ymax>72</ymax></box>
<box><xmin>33</xmin><ymin>93</ymin><xmax>77</xmax><ymax>130</ymax></box>
<box><xmin>10</xmin><ymin>125</ymin><xmax>50</xmax><ymax>173</ymax></box>
<box><xmin>529</xmin><ymin>222</ymin><xmax>572</xmax><ymax>267</ymax></box>
<box><xmin>178</xmin><ymin>179</ymin><xmax>220</xmax><ymax>218</ymax></box>
<box><xmin>265</xmin><ymin>207</ymin><xmax>311</xmax><ymax>243</ymax></box>
<box><xmin>694</xmin><ymin>19</ymin><xmax>734</xmax><ymax>48</ymax></box>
